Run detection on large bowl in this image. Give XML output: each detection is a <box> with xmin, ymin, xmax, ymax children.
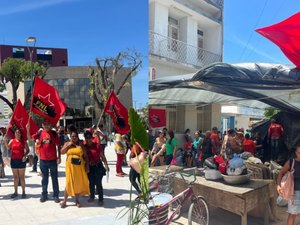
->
<box><xmin>221</xmin><ymin>172</ymin><xmax>252</xmax><ymax>185</ymax></box>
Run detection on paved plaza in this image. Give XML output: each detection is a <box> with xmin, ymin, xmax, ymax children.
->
<box><xmin>0</xmin><ymin>143</ymin><xmax>132</xmax><ymax>225</ymax></box>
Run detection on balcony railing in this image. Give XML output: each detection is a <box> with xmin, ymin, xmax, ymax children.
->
<box><xmin>149</xmin><ymin>31</ymin><xmax>222</xmax><ymax>68</ymax></box>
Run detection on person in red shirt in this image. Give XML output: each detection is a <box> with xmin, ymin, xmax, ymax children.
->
<box><xmin>268</xmin><ymin>119</ymin><xmax>284</xmax><ymax>161</ymax></box>
<box><xmin>242</xmin><ymin>134</ymin><xmax>255</xmax><ymax>155</ymax></box>
<box><xmin>210</xmin><ymin>127</ymin><xmax>219</xmax><ymax>155</ymax></box>
<box><xmin>4</xmin><ymin>128</ymin><xmax>29</xmax><ymax>198</ymax></box>
<box><xmin>84</xmin><ymin>130</ymin><xmax>109</xmax><ymax>206</ymax></box>
<box><xmin>27</xmin><ymin>119</ymin><xmax>61</xmax><ymax>203</ymax></box>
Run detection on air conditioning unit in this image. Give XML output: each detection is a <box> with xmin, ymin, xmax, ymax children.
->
<box><xmin>149</xmin><ymin>67</ymin><xmax>156</xmax><ymax>81</ymax></box>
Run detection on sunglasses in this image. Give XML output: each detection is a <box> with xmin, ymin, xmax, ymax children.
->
<box><xmin>85</xmin><ymin>136</ymin><xmax>92</xmax><ymax>140</ymax></box>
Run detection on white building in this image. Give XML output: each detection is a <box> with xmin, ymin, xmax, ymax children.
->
<box><xmin>149</xmin><ymin>0</ymin><xmax>224</xmax><ymax>133</ymax></box>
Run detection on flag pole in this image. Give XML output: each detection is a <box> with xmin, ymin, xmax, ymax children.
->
<box><xmin>96</xmin><ymin>109</ymin><xmax>105</xmax><ymax>128</ymax></box>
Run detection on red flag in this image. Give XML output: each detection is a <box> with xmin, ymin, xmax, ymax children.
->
<box><xmin>103</xmin><ymin>91</ymin><xmax>130</xmax><ymax>134</ymax></box>
<box><xmin>31</xmin><ymin>77</ymin><xmax>66</xmax><ymax>124</ymax></box>
<box><xmin>7</xmin><ymin>99</ymin><xmax>39</xmax><ymax>141</ymax></box>
<box><xmin>148</xmin><ymin>108</ymin><xmax>166</xmax><ymax>128</ymax></box>
<box><xmin>256</xmin><ymin>12</ymin><xmax>300</xmax><ymax>68</ymax></box>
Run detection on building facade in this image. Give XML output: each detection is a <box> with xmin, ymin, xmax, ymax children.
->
<box><xmin>0</xmin><ymin>44</ymin><xmax>132</xmax><ymax>130</ymax></box>
<box><xmin>149</xmin><ymin>0</ymin><xmax>224</xmax><ymax>133</ymax></box>
<box><xmin>0</xmin><ymin>44</ymin><xmax>68</xmax><ymax>67</ymax></box>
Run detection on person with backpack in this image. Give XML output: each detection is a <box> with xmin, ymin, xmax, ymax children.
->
<box><xmin>277</xmin><ymin>145</ymin><xmax>300</xmax><ymax>225</ymax></box>
<box><xmin>26</xmin><ymin>119</ymin><xmax>61</xmax><ymax>203</ymax></box>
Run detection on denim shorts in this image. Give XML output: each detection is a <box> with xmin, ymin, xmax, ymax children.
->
<box><xmin>11</xmin><ymin>159</ymin><xmax>26</xmax><ymax>169</ymax></box>
<box><xmin>288</xmin><ymin>190</ymin><xmax>300</xmax><ymax>215</ymax></box>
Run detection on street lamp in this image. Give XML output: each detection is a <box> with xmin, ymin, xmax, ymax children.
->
<box><xmin>26</xmin><ymin>36</ymin><xmax>36</xmax><ymax>100</ymax></box>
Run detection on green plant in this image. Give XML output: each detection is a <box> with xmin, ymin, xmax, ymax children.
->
<box><xmin>117</xmin><ymin>108</ymin><xmax>150</xmax><ymax>225</ymax></box>
<box><xmin>264</xmin><ymin>107</ymin><xmax>280</xmax><ymax>119</ymax></box>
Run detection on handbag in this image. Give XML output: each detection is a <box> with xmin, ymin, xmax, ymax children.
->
<box><xmin>280</xmin><ymin>159</ymin><xmax>295</xmax><ymax>200</ymax></box>
<box><xmin>171</xmin><ymin>156</ymin><xmax>177</xmax><ymax>165</ymax></box>
<box><xmin>71</xmin><ymin>157</ymin><xmax>81</xmax><ymax>165</ymax></box>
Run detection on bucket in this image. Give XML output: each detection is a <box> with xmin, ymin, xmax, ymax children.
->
<box><xmin>148</xmin><ymin>192</ymin><xmax>173</xmax><ymax>225</ymax></box>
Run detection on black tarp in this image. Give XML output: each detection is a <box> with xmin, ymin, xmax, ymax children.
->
<box><xmin>251</xmin><ymin>111</ymin><xmax>300</xmax><ymax>164</ymax></box>
<box><xmin>192</xmin><ymin>62</ymin><xmax>300</xmax><ymax>114</ymax></box>
<box><xmin>149</xmin><ymin>62</ymin><xmax>300</xmax><ymax>113</ymax></box>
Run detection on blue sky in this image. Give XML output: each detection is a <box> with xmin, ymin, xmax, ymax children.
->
<box><xmin>0</xmin><ymin>0</ymin><xmax>148</xmax><ymax>108</ymax></box>
<box><xmin>224</xmin><ymin>0</ymin><xmax>300</xmax><ymax>65</ymax></box>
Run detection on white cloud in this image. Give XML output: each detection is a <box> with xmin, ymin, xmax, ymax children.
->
<box><xmin>0</xmin><ymin>0</ymin><xmax>80</xmax><ymax>16</ymax></box>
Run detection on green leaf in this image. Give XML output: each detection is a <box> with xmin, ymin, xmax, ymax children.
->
<box><xmin>128</xmin><ymin>108</ymin><xmax>148</xmax><ymax>150</ymax></box>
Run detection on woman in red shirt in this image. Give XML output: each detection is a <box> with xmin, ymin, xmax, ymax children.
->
<box><xmin>5</xmin><ymin>128</ymin><xmax>29</xmax><ymax>198</ymax></box>
<box><xmin>84</xmin><ymin>130</ymin><xmax>109</xmax><ymax>206</ymax></box>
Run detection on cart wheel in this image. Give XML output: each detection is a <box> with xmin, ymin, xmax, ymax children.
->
<box><xmin>188</xmin><ymin>196</ymin><xmax>209</xmax><ymax>225</ymax></box>
<box><xmin>169</xmin><ymin>198</ymin><xmax>181</xmax><ymax>221</ymax></box>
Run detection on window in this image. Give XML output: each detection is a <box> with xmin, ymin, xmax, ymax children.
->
<box><xmin>37</xmin><ymin>49</ymin><xmax>52</xmax><ymax>66</ymax></box>
<box><xmin>13</xmin><ymin>48</ymin><xmax>24</xmax><ymax>58</ymax></box>
<box><xmin>168</xmin><ymin>17</ymin><xmax>179</xmax><ymax>52</ymax></box>
<box><xmin>197</xmin><ymin>29</ymin><xmax>204</xmax><ymax>60</ymax></box>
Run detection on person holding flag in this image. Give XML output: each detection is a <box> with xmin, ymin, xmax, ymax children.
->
<box><xmin>4</xmin><ymin>128</ymin><xmax>29</xmax><ymax>199</ymax></box>
<box><xmin>26</xmin><ymin>119</ymin><xmax>61</xmax><ymax>203</ymax></box>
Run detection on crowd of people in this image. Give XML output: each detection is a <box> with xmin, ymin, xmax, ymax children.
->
<box><xmin>149</xmin><ymin>119</ymin><xmax>285</xmax><ymax>168</ymax></box>
<box><xmin>0</xmin><ymin>119</ymin><xmax>138</xmax><ymax>208</ymax></box>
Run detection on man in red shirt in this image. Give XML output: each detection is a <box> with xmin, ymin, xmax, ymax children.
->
<box><xmin>268</xmin><ymin>119</ymin><xmax>284</xmax><ymax>161</ymax></box>
<box><xmin>210</xmin><ymin>127</ymin><xmax>219</xmax><ymax>155</ymax></box>
<box><xmin>27</xmin><ymin>119</ymin><xmax>61</xmax><ymax>203</ymax></box>
<box><xmin>242</xmin><ymin>134</ymin><xmax>255</xmax><ymax>155</ymax></box>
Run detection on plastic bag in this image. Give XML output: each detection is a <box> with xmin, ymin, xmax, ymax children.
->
<box><xmin>228</xmin><ymin>154</ymin><xmax>244</xmax><ymax>169</ymax></box>
<box><xmin>171</xmin><ymin>156</ymin><xmax>177</xmax><ymax>165</ymax></box>
<box><xmin>280</xmin><ymin>159</ymin><xmax>295</xmax><ymax>200</ymax></box>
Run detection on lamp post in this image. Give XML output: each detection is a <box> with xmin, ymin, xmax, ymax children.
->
<box><xmin>26</xmin><ymin>36</ymin><xmax>36</xmax><ymax>100</ymax></box>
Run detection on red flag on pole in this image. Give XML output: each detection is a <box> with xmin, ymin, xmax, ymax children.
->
<box><xmin>148</xmin><ymin>108</ymin><xmax>166</xmax><ymax>128</ymax></box>
<box><xmin>103</xmin><ymin>91</ymin><xmax>130</xmax><ymax>134</ymax></box>
<box><xmin>256</xmin><ymin>12</ymin><xmax>300</xmax><ymax>68</ymax></box>
<box><xmin>7</xmin><ymin>99</ymin><xmax>39</xmax><ymax>141</ymax></box>
<box><xmin>31</xmin><ymin>77</ymin><xmax>66</xmax><ymax>124</ymax></box>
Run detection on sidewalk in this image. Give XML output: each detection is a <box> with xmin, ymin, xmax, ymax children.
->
<box><xmin>0</xmin><ymin>143</ymin><xmax>134</xmax><ymax>225</ymax></box>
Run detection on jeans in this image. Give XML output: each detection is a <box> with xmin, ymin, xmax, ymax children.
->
<box><xmin>40</xmin><ymin>160</ymin><xmax>59</xmax><ymax>197</ymax></box>
<box><xmin>129</xmin><ymin>167</ymin><xmax>141</xmax><ymax>193</ymax></box>
<box><xmin>88</xmin><ymin>164</ymin><xmax>104</xmax><ymax>201</ymax></box>
<box><xmin>165</xmin><ymin>154</ymin><xmax>173</xmax><ymax>165</ymax></box>
<box><xmin>32</xmin><ymin>154</ymin><xmax>38</xmax><ymax>171</ymax></box>
<box><xmin>271</xmin><ymin>139</ymin><xmax>281</xmax><ymax>161</ymax></box>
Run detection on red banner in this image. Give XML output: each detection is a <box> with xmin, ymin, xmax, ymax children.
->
<box><xmin>104</xmin><ymin>91</ymin><xmax>130</xmax><ymax>134</ymax></box>
<box><xmin>7</xmin><ymin>99</ymin><xmax>39</xmax><ymax>141</ymax></box>
<box><xmin>31</xmin><ymin>77</ymin><xmax>66</xmax><ymax>124</ymax></box>
<box><xmin>256</xmin><ymin>12</ymin><xmax>300</xmax><ymax>68</ymax></box>
<box><xmin>149</xmin><ymin>108</ymin><xmax>166</xmax><ymax>128</ymax></box>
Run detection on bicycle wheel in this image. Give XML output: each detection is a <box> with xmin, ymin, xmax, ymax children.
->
<box><xmin>188</xmin><ymin>196</ymin><xmax>209</xmax><ymax>225</ymax></box>
<box><xmin>168</xmin><ymin>198</ymin><xmax>181</xmax><ymax>221</ymax></box>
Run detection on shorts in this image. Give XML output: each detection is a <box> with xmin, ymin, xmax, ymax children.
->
<box><xmin>10</xmin><ymin>159</ymin><xmax>26</xmax><ymax>169</ymax></box>
<box><xmin>288</xmin><ymin>190</ymin><xmax>300</xmax><ymax>215</ymax></box>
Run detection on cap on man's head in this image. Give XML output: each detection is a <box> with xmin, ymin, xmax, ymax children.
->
<box><xmin>212</xmin><ymin>126</ymin><xmax>218</xmax><ymax>131</ymax></box>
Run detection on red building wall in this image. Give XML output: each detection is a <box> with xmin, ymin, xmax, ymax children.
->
<box><xmin>0</xmin><ymin>45</ymin><xmax>68</xmax><ymax>67</ymax></box>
